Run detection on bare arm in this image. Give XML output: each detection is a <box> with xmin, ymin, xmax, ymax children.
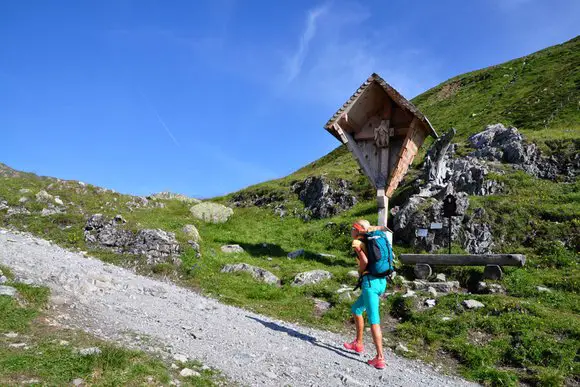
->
<box><xmin>354</xmin><ymin>247</ymin><xmax>368</xmax><ymax>274</ymax></box>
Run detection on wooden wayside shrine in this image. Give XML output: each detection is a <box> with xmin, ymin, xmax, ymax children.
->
<box><xmin>324</xmin><ymin>73</ymin><xmax>438</xmax><ymax>227</ymax></box>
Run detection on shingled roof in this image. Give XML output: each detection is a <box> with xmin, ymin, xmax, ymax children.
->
<box><xmin>324</xmin><ymin>73</ymin><xmax>437</xmax><ymax>139</ymax></box>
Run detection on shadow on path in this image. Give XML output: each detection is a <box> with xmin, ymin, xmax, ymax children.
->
<box><xmin>246</xmin><ymin>316</ymin><xmax>366</xmax><ymax>364</ymax></box>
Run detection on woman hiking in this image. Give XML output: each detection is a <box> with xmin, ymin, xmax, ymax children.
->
<box><xmin>343</xmin><ymin>219</ymin><xmax>391</xmax><ymax>369</ymax></box>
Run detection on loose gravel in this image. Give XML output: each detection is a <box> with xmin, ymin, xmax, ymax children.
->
<box><xmin>0</xmin><ymin>229</ymin><xmax>477</xmax><ymax>386</ymax></box>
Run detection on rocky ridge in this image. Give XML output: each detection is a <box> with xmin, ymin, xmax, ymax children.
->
<box><xmin>392</xmin><ymin>123</ymin><xmax>578</xmax><ymax>253</ymax></box>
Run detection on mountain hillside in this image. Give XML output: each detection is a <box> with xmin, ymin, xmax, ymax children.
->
<box><xmin>1</xmin><ymin>37</ymin><xmax>578</xmax><ymax>386</ymax></box>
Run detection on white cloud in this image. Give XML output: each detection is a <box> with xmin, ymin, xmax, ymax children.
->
<box><xmin>284</xmin><ymin>5</ymin><xmax>329</xmax><ymax>83</ymax></box>
<box><xmin>276</xmin><ymin>3</ymin><xmax>440</xmax><ymax>105</ymax></box>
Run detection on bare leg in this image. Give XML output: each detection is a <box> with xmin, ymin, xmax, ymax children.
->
<box><xmin>354</xmin><ymin>314</ymin><xmax>364</xmax><ymax>344</ymax></box>
<box><xmin>370</xmin><ymin>324</ymin><xmax>384</xmax><ymax>359</ymax></box>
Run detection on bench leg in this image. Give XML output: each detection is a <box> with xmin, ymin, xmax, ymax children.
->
<box><xmin>414</xmin><ymin>263</ymin><xmax>432</xmax><ymax>280</ymax></box>
<box><xmin>483</xmin><ymin>265</ymin><xmax>503</xmax><ymax>280</ymax></box>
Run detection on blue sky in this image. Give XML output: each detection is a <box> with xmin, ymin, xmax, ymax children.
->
<box><xmin>1</xmin><ymin>0</ymin><xmax>578</xmax><ymax>198</ymax></box>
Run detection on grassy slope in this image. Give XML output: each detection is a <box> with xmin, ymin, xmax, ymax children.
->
<box><xmin>0</xmin><ymin>266</ymin><xmax>226</xmax><ymax>386</ymax></box>
<box><xmin>0</xmin><ymin>37</ymin><xmax>578</xmax><ymax>386</ymax></box>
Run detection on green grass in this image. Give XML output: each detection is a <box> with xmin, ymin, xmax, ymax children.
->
<box><xmin>0</xmin><ymin>36</ymin><xmax>579</xmax><ymax>386</ymax></box>
<box><xmin>0</xmin><ymin>266</ymin><xmax>227</xmax><ymax>386</ymax></box>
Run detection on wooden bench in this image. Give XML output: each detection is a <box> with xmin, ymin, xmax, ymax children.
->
<box><xmin>399</xmin><ymin>254</ymin><xmax>526</xmax><ymax>280</ymax></box>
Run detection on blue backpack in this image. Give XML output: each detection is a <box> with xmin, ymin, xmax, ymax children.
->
<box><xmin>364</xmin><ymin>230</ymin><xmax>394</xmax><ymax>277</ymax></box>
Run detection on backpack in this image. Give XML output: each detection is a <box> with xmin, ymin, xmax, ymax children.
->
<box><xmin>364</xmin><ymin>230</ymin><xmax>394</xmax><ymax>277</ymax></box>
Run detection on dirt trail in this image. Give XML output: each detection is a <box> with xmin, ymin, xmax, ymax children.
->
<box><xmin>0</xmin><ymin>229</ymin><xmax>477</xmax><ymax>386</ymax></box>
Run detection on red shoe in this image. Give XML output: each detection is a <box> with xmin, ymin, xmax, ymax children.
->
<box><xmin>367</xmin><ymin>356</ymin><xmax>386</xmax><ymax>369</ymax></box>
<box><xmin>343</xmin><ymin>340</ymin><xmax>364</xmax><ymax>353</ymax></box>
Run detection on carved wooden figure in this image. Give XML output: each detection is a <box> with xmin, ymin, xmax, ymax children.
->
<box><xmin>324</xmin><ymin>73</ymin><xmax>438</xmax><ymax>227</ymax></box>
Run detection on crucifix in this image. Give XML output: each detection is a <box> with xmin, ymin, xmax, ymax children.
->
<box><xmin>325</xmin><ymin>73</ymin><xmax>437</xmax><ymax>231</ymax></box>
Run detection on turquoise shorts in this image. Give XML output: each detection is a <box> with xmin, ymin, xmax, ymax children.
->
<box><xmin>351</xmin><ymin>275</ymin><xmax>387</xmax><ymax>325</ymax></box>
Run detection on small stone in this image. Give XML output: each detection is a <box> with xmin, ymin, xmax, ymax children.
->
<box><xmin>9</xmin><ymin>343</ymin><xmax>28</xmax><ymax>348</ymax></box>
<box><xmin>476</xmin><ymin>281</ymin><xmax>488</xmax><ymax>293</ymax></box>
<box><xmin>0</xmin><ymin>285</ymin><xmax>17</xmax><ymax>297</ymax></box>
<box><xmin>317</xmin><ymin>253</ymin><xmax>336</xmax><ymax>258</ymax></box>
<box><xmin>179</xmin><ymin>368</ymin><xmax>200</xmax><ymax>377</ymax></box>
<box><xmin>287</xmin><ymin>249</ymin><xmax>305</xmax><ymax>259</ymax></box>
<box><xmin>170</xmin><ymin>363</ymin><xmax>179</xmax><ymax>370</ymax></box>
<box><xmin>0</xmin><ymin>275</ymin><xmax>7</xmax><ymax>284</ymax></box>
<box><xmin>72</xmin><ymin>378</ymin><xmax>84</xmax><ymax>386</ymax></box>
<box><xmin>200</xmin><ymin>365</ymin><xmax>211</xmax><ymax>371</ymax></box>
<box><xmin>462</xmin><ymin>299</ymin><xmax>485</xmax><ymax>309</ymax></box>
<box><xmin>427</xmin><ymin>286</ymin><xmax>437</xmax><ymax>298</ymax></box>
<box><xmin>402</xmin><ymin>289</ymin><xmax>416</xmax><ymax>298</ymax></box>
<box><xmin>395</xmin><ymin>343</ymin><xmax>410</xmax><ymax>354</ymax></box>
<box><xmin>313</xmin><ymin>298</ymin><xmax>331</xmax><ymax>314</ymax></box>
<box><xmin>220</xmin><ymin>244</ymin><xmax>244</xmax><ymax>254</ymax></box>
<box><xmin>264</xmin><ymin>371</ymin><xmax>278</xmax><ymax>379</ymax></box>
<box><xmin>347</xmin><ymin>270</ymin><xmax>359</xmax><ymax>278</ymax></box>
<box><xmin>441</xmin><ymin>317</ymin><xmax>452</xmax><ymax>321</ymax></box>
<box><xmin>113</xmin><ymin>214</ymin><xmax>126</xmax><ymax>224</ymax></box>
<box><xmin>54</xmin><ymin>197</ymin><xmax>64</xmax><ymax>206</ymax></box>
<box><xmin>19</xmin><ymin>197</ymin><xmax>28</xmax><ymax>203</ymax></box>
<box><xmin>78</xmin><ymin>347</ymin><xmax>101</xmax><ymax>356</ymax></box>
<box><xmin>488</xmin><ymin>283</ymin><xmax>505</xmax><ymax>294</ymax></box>
<box><xmin>435</xmin><ymin>273</ymin><xmax>446</xmax><ymax>282</ymax></box>
<box><xmin>291</xmin><ymin>270</ymin><xmax>332</xmax><ymax>287</ymax></box>
<box><xmin>173</xmin><ymin>354</ymin><xmax>188</xmax><ymax>363</ymax></box>
<box><xmin>424</xmin><ymin>299</ymin><xmax>436</xmax><ymax>308</ymax></box>
<box><xmin>19</xmin><ymin>188</ymin><xmax>31</xmax><ymax>194</ymax></box>
<box><xmin>5</xmin><ymin>332</ymin><xmax>18</xmax><ymax>338</ymax></box>
<box><xmin>59</xmin><ymin>340</ymin><xmax>69</xmax><ymax>346</ymax></box>
<box><xmin>536</xmin><ymin>286</ymin><xmax>551</xmax><ymax>293</ymax></box>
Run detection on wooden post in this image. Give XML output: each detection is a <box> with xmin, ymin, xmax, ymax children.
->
<box><xmin>377</xmin><ymin>188</ymin><xmax>388</xmax><ymax>227</ymax></box>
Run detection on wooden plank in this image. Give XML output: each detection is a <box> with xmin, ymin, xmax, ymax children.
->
<box><xmin>399</xmin><ymin>254</ymin><xmax>526</xmax><ymax>267</ymax></box>
<box><xmin>340</xmin><ymin>127</ymin><xmax>378</xmax><ymax>188</ymax></box>
<box><xmin>332</xmin><ymin>123</ymin><xmax>348</xmax><ymax>144</ymax></box>
<box><xmin>385</xmin><ymin>118</ymin><xmax>419</xmax><ymax>197</ymax></box>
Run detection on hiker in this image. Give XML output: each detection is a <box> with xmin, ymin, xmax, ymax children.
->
<box><xmin>343</xmin><ymin>219</ymin><xmax>393</xmax><ymax>369</ymax></box>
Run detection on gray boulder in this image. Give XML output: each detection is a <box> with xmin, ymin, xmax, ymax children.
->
<box><xmin>462</xmin><ymin>299</ymin><xmax>485</xmax><ymax>309</ymax></box>
<box><xmin>220</xmin><ymin>244</ymin><xmax>244</xmax><ymax>254</ymax></box>
<box><xmin>292</xmin><ymin>177</ymin><xmax>357</xmax><ymax>219</ymax></box>
<box><xmin>190</xmin><ymin>202</ymin><xmax>233</xmax><ymax>223</ymax></box>
<box><xmin>0</xmin><ymin>285</ymin><xmax>17</xmax><ymax>297</ymax></box>
<box><xmin>41</xmin><ymin>205</ymin><xmax>65</xmax><ymax>217</ymax></box>
<box><xmin>221</xmin><ymin>263</ymin><xmax>280</xmax><ymax>286</ymax></box>
<box><xmin>78</xmin><ymin>347</ymin><xmax>101</xmax><ymax>356</ymax></box>
<box><xmin>35</xmin><ymin>190</ymin><xmax>54</xmax><ymax>203</ymax></box>
<box><xmin>292</xmin><ymin>270</ymin><xmax>332</xmax><ymax>287</ymax></box>
<box><xmin>287</xmin><ymin>249</ymin><xmax>305</xmax><ymax>259</ymax></box>
<box><xmin>0</xmin><ymin>200</ymin><xmax>8</xmax><ymax>211</ymax></box>
<box><xmin>6</xmin><ymin>207</ymin><xmax>31</xmax><ymax>216</ymax></box>
<box><xmin>182</xmin><ymin>224</ymin><xmax>201</xmax><ymax>242</ymax></box>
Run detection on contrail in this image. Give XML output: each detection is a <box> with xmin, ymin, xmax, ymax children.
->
<box><xmin>153</xmin><ymin>109</ymin><xmax>180</xmax><ymax>147</ymax></box>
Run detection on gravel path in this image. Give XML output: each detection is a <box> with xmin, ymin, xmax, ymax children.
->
<box><xmin>0</xmin><ymin>229</ymin><xmax>477</xmax><ymax>387</ymax></box>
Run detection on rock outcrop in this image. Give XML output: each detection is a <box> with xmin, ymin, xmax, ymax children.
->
<box><xmin>149</xmin><ymin>192</ymin><xmax>201</xmax><ymax>204</ymax></box>
<box><xmin>391</xmin><ymin>123</ymin><xmax>576</xmax><ymax>253</ymax></box>
<box><xmin>84</xmin><ymin>214</ymin><xmax>180</xmax><ymax>265</ymax></box>
<box><xmin>292</xmin><ymin>177</ymin><xmax>357</xmax><ymax>219</ymax></box>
